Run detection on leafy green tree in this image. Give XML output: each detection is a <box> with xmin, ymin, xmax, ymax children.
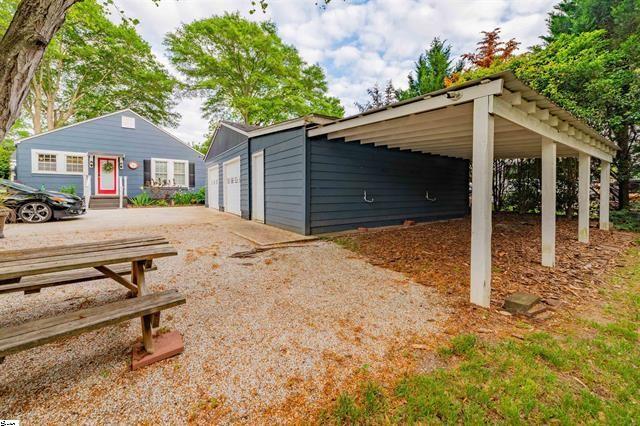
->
<box><xmin>165</xmin><ymin>13</ymin><xmax>343</xmax><ymax>126</ymax></box>
<box><xmin>397</xmin><ymin>38</ymin><xmax>462</xmax><ymax>100</ymax></box>
<box><xmin>0</xmin><ymin>0</ymin><xmax>179</xmax><ymax>132</ymax></box>
<box><xmin>0</xmin><ymin>0</ymin><xmax>332</xmax><ymax>141</ymax></box>
<box><xmin>0</xmin><ymin>118</ymin><xmax>27</xmax><ymax>179</ymax></box>
<box><xmin>542</xmin><ymin>0</ymin><xmax>640</xmax><ymax>209</ymax></box>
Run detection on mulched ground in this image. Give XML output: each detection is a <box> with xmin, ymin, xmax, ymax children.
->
<box><xmin>333</xmin><ymin>213</ymin><xmax>638</xmax><ymax>340</ymax></box>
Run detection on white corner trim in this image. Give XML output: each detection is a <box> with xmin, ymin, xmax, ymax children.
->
<box><xmin>30</xmin><ymin>149</ymin><xmax>88</xmax><ymax>176</ymax></box>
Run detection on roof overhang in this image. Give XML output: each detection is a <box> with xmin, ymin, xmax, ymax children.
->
<box><xmin>308</xmin><ymin>72</ymin><xmax>616</xmax><ymax>162</ymax></box>
<box><xmin>248</xmin><ymin>114</ymin><xmax>336</xmax><ymax>138</ymax></box>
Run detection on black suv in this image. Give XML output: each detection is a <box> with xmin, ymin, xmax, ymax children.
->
<box><xmin>0</xmin><ymin>179</ymin><xmax>86</xmax><ymax>223</ymax></box>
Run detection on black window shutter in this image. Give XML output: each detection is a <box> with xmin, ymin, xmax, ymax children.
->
<box><xmin>189</xmin><ymin>162</ymin><xmax>196</xmax><ymax>187</ymax></box>
<box><xmin>143</xmin><ymin>159</ymin><xmax>151</xmax><ymax>186</ymax></box>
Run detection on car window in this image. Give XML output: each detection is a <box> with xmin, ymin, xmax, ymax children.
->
<box><xmin>0</xmin><ymin>180</ymin><xmax>36</xmax><ymax>193</ymax></box>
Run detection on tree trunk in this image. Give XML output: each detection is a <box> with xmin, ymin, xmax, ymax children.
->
<box><xmin>32</xmin><ymin>80</ymin><xmax>43</xmax><ymax>133</ymax></box>
<box><xmin>614</xmin><ymin>126</ymin><xmax>631</xmax><ymax>210</ymax></box>
<box><xmin>0</xmin><ymin>0</ymin><xmax>80</xmax><ymax>141</ymax></box>
<box><xmin>46</xmin><ymin>92</ymin><xmax>55</xmax><ymax>131</ymax></box>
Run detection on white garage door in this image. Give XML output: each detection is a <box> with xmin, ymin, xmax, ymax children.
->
<box><xmin>223</xmin><ymin>157</ymin><xmax>241</xmax><ymax>216</ymax></box>
<box><xmin>207</xmin><ymin>164</ymin><xmax>219</xmax><ymax>209</ymax></box>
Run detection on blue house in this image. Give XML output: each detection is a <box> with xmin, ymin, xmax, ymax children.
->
<box><xmin>14</xmin><ymin>109</ymin><xmax>205</xmax><ymax>208</ymax></box>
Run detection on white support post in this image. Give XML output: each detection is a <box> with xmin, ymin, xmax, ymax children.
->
<box><xmin>600</xmin><ymin>161</ymin><xmax>610</xmax><ymax>230</ymax></box>
<box><xmin>83</xmin><ymin>174</ymin><xmax>91</xmax><ymax>210</ymax></box>
<box><xmin>578</xmin><ymin>152</ymin><xmax>591</xmax><ymax>243</ymax></box>
<box><xmin>541</xmin><ymin>137</ymin><xmax>557</xmax><ymax>267</ymax></box>
<box><xmin>119</xmin><ymin>176</ymin><xmax>124</xmax><ymax>209</ymax></box>
<box><xmin>470</xmin><ymin>96</ymin><xmax>494</xmax><ymax>307</ymax></box>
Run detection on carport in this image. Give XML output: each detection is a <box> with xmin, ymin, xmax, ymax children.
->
<box><xmin>308</xmin><ymin>71</ymin><xmax>618</xmax><ymax>307</ymax></box>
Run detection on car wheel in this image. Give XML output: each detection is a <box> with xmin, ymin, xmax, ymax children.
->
<box><xmin>18</xmin><ymin>202</ymin><xmax>53</xmax><ymax>223</ymax></box>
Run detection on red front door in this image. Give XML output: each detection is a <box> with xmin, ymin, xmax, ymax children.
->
<box><xmin>97</xmin><ymin>157</ymin><xmax>118</xmax><ymax>195</ymax></box>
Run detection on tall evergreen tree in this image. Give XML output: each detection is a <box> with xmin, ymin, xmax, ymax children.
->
<box><xmin>397</xmin><ymin>38</ymin><xmax>462</xmax><ymax>100</ymax></box>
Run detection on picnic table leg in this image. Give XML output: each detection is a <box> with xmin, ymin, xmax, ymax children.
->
<box><xmin>132</xmin><ymin>260</ymin><xmax>155</xmax><ymax>354</ymax></box>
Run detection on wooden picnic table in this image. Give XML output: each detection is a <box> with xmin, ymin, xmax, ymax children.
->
<box><xmin>0</xmin><ymin>236</ymin><xmax>184</xmax><ymax>365</ymax></box>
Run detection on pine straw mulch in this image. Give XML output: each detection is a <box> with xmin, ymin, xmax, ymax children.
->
<box><xmin>332</xmin><ymin>213</ymin><xmax>638</xmax><ymax>342</ymax></box>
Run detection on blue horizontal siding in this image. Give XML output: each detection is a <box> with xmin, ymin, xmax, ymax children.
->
<box><xmin>308</xmin><ymin>136</ymin><xmax>469</xmax><ymax>234</ymax></box>
<box><xmin>14</xmin><ymin>111</ymin><xmax>205</xmax><ymax>197</ymax></box>
<box><xmin>250</xmin><ymin>128</ymin><xmax>306</xmax><ymax>234</ymax></box>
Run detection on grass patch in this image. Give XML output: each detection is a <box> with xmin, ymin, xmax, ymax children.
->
<box><xmin>331</xmin><ymin>236</ymin><xmax>360</xmax><ymax>252</ymax></box>
<box><xmin>611</xmin><ymin>201</ymin><xmax>640</xmax><ymax>232</ymax></box>
<box><xmin>321</xmin><ymin>246</ymin><xmax>640</xmax><ymax>425</ymax></box>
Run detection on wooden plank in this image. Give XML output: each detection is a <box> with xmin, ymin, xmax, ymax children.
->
<box><xmin>0</xmin><ymin>244</ymin><xmax>172</xmax><ymax>270</ymax></box>
<box><xmin>0</xmin><ymin>245</ymin><xmax>177</xmax><ymax>281</ymax></box>
<box><xmin>0</xmin><ymin>236</ymin><xmax>166</xmax><ymax>261</ymax></box>
<box><xmin>0</xmin><ymin>290</ymin><xmax>186</xmax><ymax>357</ymax></box>
<box><xmin>94</xmin><ymin>266</ymin><xmax>138</xmax><ymax>294</ymax></box>
<box><xmin>0</xmin><ymin>264</ymin><xmax>156</xmax><ymax>295</ymax></box>
<box><xmin>0</xmin><ymin>238</ymin><xmax>168</xmax><ymax>265</ymax></box>
<box><xmin>133</xmin><ymin>260</ymin><xmax>154</xmax><ymax>353</ymax></box>
<box><xmin>0</xmin><ymin>289</ymin><xmax>184</xmax><ymax>340</ymax></box>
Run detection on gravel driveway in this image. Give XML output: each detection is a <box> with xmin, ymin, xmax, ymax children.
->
<box><xmin>0</xmin><ymin>207</ymin><xmax>445</xmax><ymax>424</ymax></box>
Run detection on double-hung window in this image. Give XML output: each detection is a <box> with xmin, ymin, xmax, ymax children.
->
<box><xmin>151</xmin><ymin>158</ymin><xmax>189</xmax><ymax>187</ymax></box>
<box><xmin>173</xmin><ymin>161</ymin><xmax>187</xmax><ymax>186</ymax></box>
<box><xmin>38</xmin><ymin>153</ymin><xmax>57</xmax><ymax>172</ymax></box>
<box><xmin>66</xmin><ymin>155</ymin><xmax>84</xmax><ymax>173</ymax></box>
<box><xmin>32</xmin><ymin>149</ymin><xmax>87</xmax><ymax>175</ymax></box>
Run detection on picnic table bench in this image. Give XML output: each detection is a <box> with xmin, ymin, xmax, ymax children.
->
<box><xmin>0</xmin><ymin>236</ymin><xmax>186</xmax><ymax>369</ymax></box>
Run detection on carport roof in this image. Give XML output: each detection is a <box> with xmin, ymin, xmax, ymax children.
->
<box><xmin>307</xmin><ymin>71</ymin><xmax>617</xmax><ymax>161</ymax></box>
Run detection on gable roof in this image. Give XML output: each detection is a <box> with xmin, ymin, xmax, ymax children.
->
<box><xmin>15</xmin><ymin>109</ymin><xmax>203</xmax><ymax>157</ymax></box>
<box><xmin>221</xmin><ymin>121</ymin><xmax>261</xmax><ymax>133</ymax></box>
<box><xmin>204</xmin><ymin>114</ymin><xmax>340</xmax><ymax>161</ymax></box>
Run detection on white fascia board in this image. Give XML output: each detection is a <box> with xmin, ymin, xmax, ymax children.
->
<box><xmin>247</xmin><ymin>119</ymin><xmax>308</xmax><ymax>138</ymax></box>
<box><xmin>493</xmin><ymin>97</ymin><xmax>612</xmax><ymax>162</ymax></box>
<box><xmin>308</xmin><ymin>79</ymin><xmax>504</xmax><ymax>138</ymax></box>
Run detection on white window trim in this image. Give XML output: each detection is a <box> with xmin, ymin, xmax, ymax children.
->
<box><xmin>150</xmin><ymin>158</ymin><xmax>189</xmax><ymax>187</ymax></box>
<box><xmin>31</xmin><ymin>149</ymin><xmax>88</xmax><ymax>176</ymax></box>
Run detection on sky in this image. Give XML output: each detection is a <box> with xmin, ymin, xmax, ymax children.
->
<box><xmin>114</xmin><ymin>0</ymin><xmax>559</xmax><ymax>145</ymax></box>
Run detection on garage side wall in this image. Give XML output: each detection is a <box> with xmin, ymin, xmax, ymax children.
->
<box><xmin>207</xmin><ymin>141</ymin><xmax>250</xmax><ymax>219</ymax></box>
<box><xmin>250</xmin><ymin>127</ymin><xmax>306</xmax><ymax>234</ymax></box>
<box><xmin>308</xmin><ymin>136</ymin><xmax>469</xmax><ymax>234</ymax></box>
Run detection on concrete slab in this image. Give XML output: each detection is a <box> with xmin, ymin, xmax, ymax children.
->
<box><xmin>231</xmin><ymin>221</ymin><xmax>317</xmax><ymax>246</ymax></box>
<box><xmin>131</xmin><ymin>330</ymin><xmax>184</xmax><ymax>370</ymax></box>
<box><xmin>503</xmin><ymin>292</ymin><xmax>541</xmax><ymax>314</ymax></box>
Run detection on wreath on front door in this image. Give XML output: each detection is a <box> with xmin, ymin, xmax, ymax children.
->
<box><xmin>102</xmin><ymin>162</ymin><xmax>114</xmax><ymax>173</ymax></box>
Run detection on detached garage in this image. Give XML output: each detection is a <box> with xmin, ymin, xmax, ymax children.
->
<box><xmin>204</xmin><ymin>115</ymin><xmax>469</xmax><ymax>235</ymax></box>
<box><xmin>205</xmin><ymin>71</ymin><xmax>618</xmax><ymax>308</ymax></box>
